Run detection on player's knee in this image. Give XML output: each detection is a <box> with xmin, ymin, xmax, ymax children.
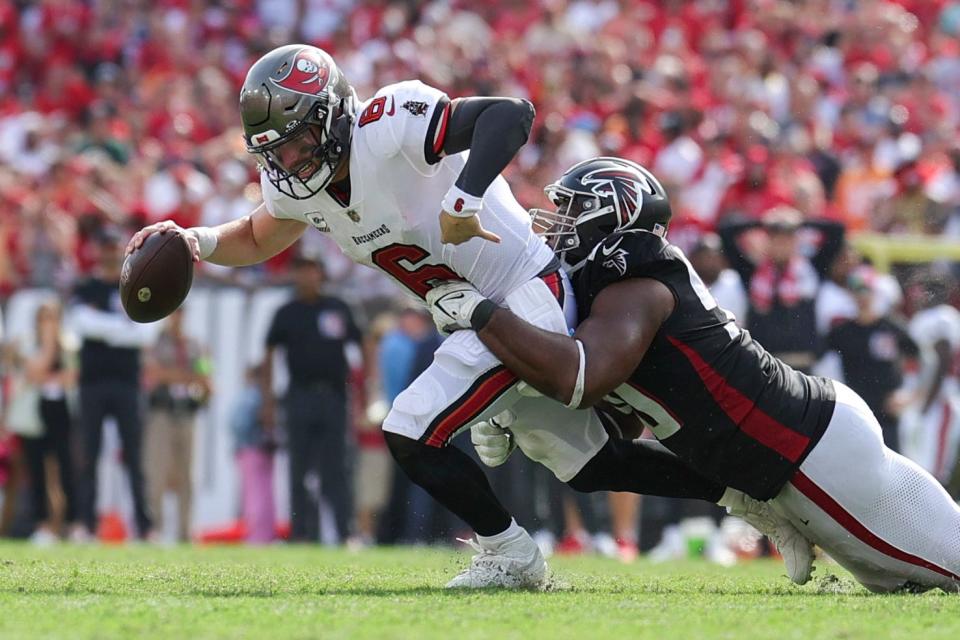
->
<box><xmin>384</xmin><ymin>431</ymin><xmax>422</xmax><ymax>463</ymax></box>
<box><xmin>384</xmin><ymin>431</ymin><xmax>440</xmax><ymax>482</ymax></box>
<box><xmin>566</xmin><ymin>471</ymin><xmax>600</xmax><ymax>493</ymax></box>
<box><xmin>566</xmin><ymin>442</ymin><xmax>613</xmax><ymax>493</ymax></box>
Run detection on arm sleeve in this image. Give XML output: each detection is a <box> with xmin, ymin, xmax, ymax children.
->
<box><xmin>440</xmin><ymin>96</ymin><xmax>536</xmax><ymax>198</ymax></box>
<box><xmin>717</xmin><ymin>219</ymin><xmax>759</xmax><ymax>284</ymax></box>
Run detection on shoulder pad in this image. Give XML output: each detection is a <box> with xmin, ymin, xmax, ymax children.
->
<box><xmin>578</xmin><ymin>230</ymin><xmax>684</xmax><ymax>298</ymax></box>
<box><xmin>358</xmin><ymin>81</ymin><xmax>450</xmax><ymax>164</ymax></box>
<box><xmin>585</xmin><ymin>230</ymin><xmax>669</xmax><ymax>275</ymax></box>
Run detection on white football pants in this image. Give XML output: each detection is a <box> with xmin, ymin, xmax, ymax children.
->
<box><xmin>772</xmin><ymin>382</ymin><xmax>960</xmax><ymax>592</ymax></box>
<box><xmin>382</xmin><ymin>272</ymin><xmax>607</xmax><ymax>482</ymax></box>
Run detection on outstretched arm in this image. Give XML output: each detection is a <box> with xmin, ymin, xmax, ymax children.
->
<box><xmin>436</xmin><ymin>97</ymin><xmax>536</xmax><ymax>245</ymax></box>
<box><xmin>125</xmin><ymin>203</ymin><xmax>307</xmax><ymax>266</ymax></box>
<box><xmin>465</xmin><ymin>277</ymin><xmax>675</xmax><ymax>408</ymax></box>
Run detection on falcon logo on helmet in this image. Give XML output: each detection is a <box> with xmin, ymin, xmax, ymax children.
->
<box><xmin>271</xmin><ymin>48</ymin><xmax>332</xmax><ymax>96</ymax></box>
<box><xmin>581</xmin><ymin>168</ymin><xmax>654</xmax><ymax>226</ymax></box>
<box><xmin>529</xmin><ymin>156</ymin><xmax>672</xmax><ymax>272</ymax></box>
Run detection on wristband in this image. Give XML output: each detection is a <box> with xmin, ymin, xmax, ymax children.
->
<box><xmin>565</xmin><ymin>339</ymin><xmax>586</xmax><ymax>409</ymax></box>
<box><xmin>470</xmin><ymin>299</ymin><xmax>498</xmax><ymax>331</ymax></box>
<box><xmin>188</xmin><ymin>226</ymin><xmax>218</xmax><ymax>260</ymax></box>
<box><xmin>441</xmin><ymin>185</ymin><xmax>483</xmax><ymax>218</ymax></box>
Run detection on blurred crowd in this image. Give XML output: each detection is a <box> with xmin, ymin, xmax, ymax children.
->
<box><xmin>5</xmin><ymin>0</ymin><xmax>960</xmax><ymax>292</ymax></box>
<box><xmin>1</xmin><ymin>0</ymin><xmax>960</xmax><ymax>559</ymax></box>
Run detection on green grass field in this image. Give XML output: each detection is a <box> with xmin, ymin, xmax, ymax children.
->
<box><xmin>0</xmin><ymin>543</ymin><xmax>958</xmax><ymax>639</ymax></box>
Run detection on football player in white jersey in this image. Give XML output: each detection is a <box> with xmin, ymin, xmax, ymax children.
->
<box><xmin>901</xmin><ymin>273</ymin><xmax>960</xmax><ymax>485</ymax></box>
<box><xmin>129</xmin><ymin>45</ymin><xmax>809</xmax><ymax>587</ymax></box>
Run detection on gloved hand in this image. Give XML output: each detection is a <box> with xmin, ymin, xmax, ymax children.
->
<box><xmin>425</xmin><ymin>280</ymin><xmax>489</xmax><ymax>335</ymax></box>
<box><xmin>470</xmin><ymin>410</ymin><xmax>517</xmax><ymax>467</ymax></box>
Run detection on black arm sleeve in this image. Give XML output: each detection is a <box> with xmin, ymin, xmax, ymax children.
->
<box><xmin>717</xmin><ymin>219</ymin><xmax>760</xmax><ymax>284</ymax></box>
<box><xmin>806</xmin><ymin>219</ymin><xmax>846</xmax><ymax>277</ymax></box>
<box><xmin>439</xmin><ymin>96</ymin><xmax>535</xmax><ymax>198</ymax></box>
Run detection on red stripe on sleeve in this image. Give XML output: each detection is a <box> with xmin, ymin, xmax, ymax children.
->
<box><xmin>666</xmin><ymin>335</ymin><xmax>810</xmax><ymax>462</ymax></box>
<box><xmin>433</xmin><ymin>103</ymin><xmax>451</xmax><ymax>156</ymax></box>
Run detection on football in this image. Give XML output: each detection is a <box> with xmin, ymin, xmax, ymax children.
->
<box><xmin>119</xmin><ymin>231</ymin><xmax>194</xmax><ymax>323</ymax></box>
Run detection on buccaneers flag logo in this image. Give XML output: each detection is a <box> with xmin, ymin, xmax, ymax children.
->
<box><xmin>581</xmin><ymin>167</ymin><xmax>654</xmax><ymax>226</ymax></box>
<box><xmin>272</xmin><ymin>48</ymin><xmax>332</xmax><ymax>96</ymax></box>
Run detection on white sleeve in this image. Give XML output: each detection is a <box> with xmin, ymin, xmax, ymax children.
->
<box><xmin>361</xmin><ymin>81</ymin><xmax>450</xmax><ymax>168</ymax></box>
<box><xmin>69</xmin><ymin>305</ymin><xmax>159</xmax><ymax>347</ymax></box>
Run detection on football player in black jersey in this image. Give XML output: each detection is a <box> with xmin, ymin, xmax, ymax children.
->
<box><xmin>427</xmin><ymin>157</ymin><xmax>960</xmax><ymax>593</ymax></box>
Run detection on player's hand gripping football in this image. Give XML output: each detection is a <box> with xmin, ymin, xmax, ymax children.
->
<box><xmin>425</xmin><ymin>280</ymin><xmax>489</xmax><ymax>335</ymax></box>
<box><xmin>439</xmin><ymin>210</ymin><xmax>501</xmax><ymax>245</ymax></box>
<box><xmin>126</xmin><ymin>220</ymin><xmax>202</xmax><ymax>262</ymax></box>
<box><xmin>471</xmin><ymin>410</ymin><xmax>517</xmax><ymax>467</ymax></box>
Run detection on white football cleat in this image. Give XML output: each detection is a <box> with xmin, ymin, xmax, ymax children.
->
<box><xmin>720</xmin><ymin>488</ymin><xmax>815</xmax><ymax>585</ymax></box>
<box><xmin>446</xmin><ymin>525</ymin><xmax>547</xmax><ymax>589</ymax></box>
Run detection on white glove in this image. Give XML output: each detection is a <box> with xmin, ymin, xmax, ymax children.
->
<box><xmin>425</xmin><ymin>280</ymin><xmax>488</xmax><ymax>335</ymax></box>
<box><xmin>471</xmin><ymin>410</ymin><xmax>517</xmax><ymax>467</ymax></box>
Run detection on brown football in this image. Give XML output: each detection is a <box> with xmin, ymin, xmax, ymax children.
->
<box><xmin>120</xmin><ymin>231</ymin><xmax>193</xmax><ymax>323</ymax></box>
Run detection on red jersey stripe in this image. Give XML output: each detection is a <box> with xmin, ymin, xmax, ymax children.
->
<box><xmin>424</xmin><ymin>367</ymin><xmax>517</xmax><ymax>447</ymax></box>
<box><xmin>791</xmin><ymin>470</ymin><xmax>960</xmax><ymax>581</ymax></box>
<box><xmin>667</xmin><ymin>335</ymin><xmax>810</xmax><ymax>462</ymax></box>
<box><xmin>540</xmin><ymin>271</ymin><xmax>563</xmax><ymax>304</ymax></box>
<box><xmin>433</xmin><ymin>103</ymin><xmax>451</xmax><ymax>156</ymax></box>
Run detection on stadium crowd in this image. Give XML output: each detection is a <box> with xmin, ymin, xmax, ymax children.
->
<box><xmin>1</xmin><ymin>0</ymin><xmax>960</xmax><ymax>558</ymax></box>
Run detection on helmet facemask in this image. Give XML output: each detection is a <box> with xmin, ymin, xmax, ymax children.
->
<box><xmin>249</xmin><ymin>99</ymin><xmax>348</xmax><ymax>200</ymax></box>
<box><xmin>530</xmin><ymin>182</ymin><xmax>617</xmax><ymax>272</ymax></box>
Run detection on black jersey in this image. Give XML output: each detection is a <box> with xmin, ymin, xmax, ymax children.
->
<box><xmin>575</xmin><ymin>230</ymin><xmax>836</xmax><ymax>499</ymax></box>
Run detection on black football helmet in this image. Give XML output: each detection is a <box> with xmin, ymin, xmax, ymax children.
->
<box><xmin>531</xmin><ymin>157</ymin><xmax>672</xmax><ymax>270</ymax></box>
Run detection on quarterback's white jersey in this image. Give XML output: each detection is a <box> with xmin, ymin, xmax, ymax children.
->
<box><xmin>261</xmin><ymin>80</ymin><xmax>555</xmax><ymax>303</ymax></box>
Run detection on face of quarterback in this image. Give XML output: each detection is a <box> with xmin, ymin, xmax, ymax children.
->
<box><xmin>270</xmin><ymin>125</ymin><xmax>326</xmax><ymax>181</ymax></box>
